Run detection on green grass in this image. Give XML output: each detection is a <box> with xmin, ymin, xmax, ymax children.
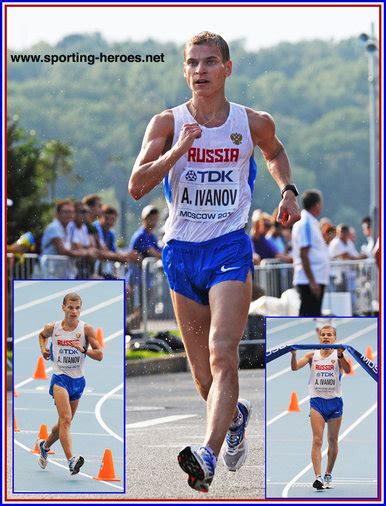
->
<box><xmin>126</xmin><ymin>350</ymin><xmax>168</xmax><ymax>361</ymax></box>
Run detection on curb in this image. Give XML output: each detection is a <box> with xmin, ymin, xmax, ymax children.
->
<box><xmin>126</xmin><ymin>353</ymin><xmax>188</xmax><ymax>377</ymax></box>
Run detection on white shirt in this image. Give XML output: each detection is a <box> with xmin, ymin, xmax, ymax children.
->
<box><xmin>68</xmin><ymin>222</ymin><xmax>91</xmax><ymax>247</ymax></box>
<box><xmin>51</xmin><ymin>320</ymin><xmax>87</xmax><ymax>379</ymax></box>
<box><xmin>329</xmin><ymin>237</ymin><xmax>359</xmax><ymax>259</ymax></box>
<box><xmin>163</xmin><ymin>102</ymin><xmax>255</xmax><ymax>243</ymax></box>
<box><xmin>291</xmin><ymin>209</ymin><xmax>330</xmax><ymax>285</ymax></box>
<box><xmin>309</xmin><ymin>349</ymin><xmax>342</xmax><ymax>399</ymax></box>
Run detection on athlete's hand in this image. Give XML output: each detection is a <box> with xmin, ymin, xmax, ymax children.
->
<box><xmin>41</xmin><ymin>348</ymin><xmax>50</xmax><ymax>360</ymax></box>
<box><xmin>290</xmin><ymin>350</ymin><xmax>297</xmax><ymax>356</ymax></box>
<box><xmin>337</xmin><ymin>348</ymin><xmax>345</xmax><ymax>358</ymax></box>
<box><xmin>69</xmin><ymin>340</ymin><xmax>83</xmax><ymax>352</ymax></box>
<box><xmin>277</xmin><ymin>192</ymin><xmax>301</xmax><ymax>227</ymax></box>
<box><xmin>175</xmin><ymin>123</ymin><xmax>202</xmax><ymax>156</ymax></box>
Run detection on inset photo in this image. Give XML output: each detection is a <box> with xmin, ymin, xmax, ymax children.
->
<box><xmin>12</xmin><ymin>280</ymin><xmax>125</xmax><ymax>494</ymax></box>
<box><xmin>265</xmin><ymin>317</ymin><xmax>378</xmax><ymax>499</ymax></box>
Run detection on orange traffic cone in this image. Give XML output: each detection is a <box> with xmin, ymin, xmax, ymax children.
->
<box><xmin>33</xmin><ymin>357</ymin><xmax>48</xmax><ymax>380</ymax></box>
<box><xmin>345</xmin><ymin>358</ymin><xmax>355</xmax><ymax>376</ymax></box>
<box><xmin>288</xmin><ymin>391</ymin><xmax>301</xmax><ymax>412</ymax></box>
<box><xmin>32</xmin><ymin>424</ymin><xmax>55</xmax><ymax>454</ymax></box>
<box><xmin>14</xmin><ymin>389</ymin><xmax>19</xmax><ymax>398</ymax></box>
<box><xmin>96</xmin><ymin>328</ymin><xmax>105</xmax><ymax>348</ymax></box>
<box><xmin>14</xmin><ymin>416</ymin><xmax>20</xmax><ymax>432</ymax></box>
<box><xmin>365</xmin><ymin>346</ymin><xmax>375</xmax><ymax>361</ymax></box>
<box><xmin>93</xmin><ymin>449</ymin><xmax>120</xmax><ymax>481</ymax></box>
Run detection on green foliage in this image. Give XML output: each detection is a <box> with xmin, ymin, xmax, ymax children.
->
<box><xmin>7</xmin><ymin>117</ymin><xmax>52</xmax><ymax>243</ymax></box>
<box><xmin>126</xmin><ymin>350</ymin><xmax>168</xmax><ymax>360</ymax></box>
<box><xmin>8</xmin><ymin>34</ymin><xmax>377</xmax><ymax>235</ymax></box>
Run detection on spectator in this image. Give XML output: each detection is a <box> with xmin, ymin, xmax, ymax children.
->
<box><xmin>250</xmin><ymin>210</ymin><xmax>292</xmax><ymax>264</ymax></box>
<box><xmin>266</xmin><ymin>222</ymin><xmax>287</xmax><ymax>255</ymax></box>
<box><xmin>82</xmin><ymin>193</ymin><xmax>104</xmax><ymax>249</ymax></box>
<box><xmin>94</xmin><ymin>204</ymin><xmax>138</xmax><ymax>278</ymax></box>
<box><xmin>126</xmin><ymin>205</ymin><xmax>163</xmax><ymax>329</ymax></box>
<box><xmin>321</xmin><ymin>223</ymin><xmax>336</xmax><ymax>245</ymax></box>
<box><xmin>40</xmin><ymin>199</ymin><xmax>93</xmax><ymax>278</ymax></box>
<box><xmin>329</xmin><ymin>224</ymin><xmax>367</xmax><ymax>311</ymax></box>
<box><xmin>329</xmin><ymin>224</ymin><xmax>367</xmax><ymax>262</ymax></box>
<box><xmin>68</xmin><ymin>202</ymin><xmax>98</xmax><ymax>278</ymax></box>
<box><xmin>291</xmin><ymin>189</ymin><xmax>329</xmax><ymax>316</ymax></box>
<box><xmin>360</xmin><ymin>216</ymin><xmax>375</xmax><ymax>258</ymax></box>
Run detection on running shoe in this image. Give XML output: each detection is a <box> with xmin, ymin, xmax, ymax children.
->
<box><xmin>324</xmin><ymin>473</ymin><xmax>333</xmax><ymax>489</ymax></box>
<box><xmin>37</xmin><ymin>439</ymin><xmax>49</xmax><ymax>469</ymax></box>
<box><xmin>69</xmin><ymin>455</ymin><xmax>85</xmax><ymax>475</ymax></box>
<box><xmin>178</xmin><ymin>446</ymin><xmax>216</xmax><ymax>493</ymax></box>
<box><xmin>313</xmin><ymin>475</ymin><xmax>325</xmax><ymax>490</ymax></box>
<box><xmin>222</xmin><ymin>399</ymin><xmax>252</xmax><ymax>471</ymax></box>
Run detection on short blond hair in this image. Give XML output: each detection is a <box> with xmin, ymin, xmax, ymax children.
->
<box><xmin>318</xmin><ymin>325</ymin><xmax>336</xmax><ymax>336</ymax></box>
<box><xmin>185</xmin><ymin>31</ymin><xmax>230</xmax><ymax>62</ymax></box>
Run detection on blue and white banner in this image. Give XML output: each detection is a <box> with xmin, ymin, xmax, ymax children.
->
<box><xmin>266</xmin><ymin>344</ymin><xmax>378</xmax><ymax>382</ymax></box>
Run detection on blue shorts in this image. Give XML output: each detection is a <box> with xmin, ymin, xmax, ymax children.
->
<box><xmin>162</xmin><ymin>228</ymin><xmax>253</xmax><ymax>305</ymax></box>
<box><xmin>310</xmin><ymin>397</ymin><xmax>343</xmax><ymax>422</ymax></box>
<box><xmin>49</xmin><ymin>374</ymin><xmax>86</xmax><ymax>401</ymax></box>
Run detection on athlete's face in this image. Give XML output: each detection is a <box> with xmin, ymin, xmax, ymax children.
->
<box><xmin>318</xmin><ymin>327</ymin><xmax>336</xmax><ymax>344</ymax></box>
<box><xmin>184</xmin><ymin>43</ymin><xmax>232</xmax><ymax>96</ymax></box>
<box><xmin>62</xmin><ymin>299</ymin><xmax>82</xmax><ymax>322</ymax></box>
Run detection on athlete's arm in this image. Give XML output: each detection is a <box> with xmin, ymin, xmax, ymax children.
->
<box><xmin>291</xmin><ymin>351</ymin><xmax>313</xmax><ymax>371</ymax></box>
<box><xmin>247</xmin><ymin>109</ymin><xmax>300</xmax><ymax>227</ymax></box>
<box><xmin>337</xmin><ymin>348</ymin><xmax>351</xmax><ymax>374</ymax></box>
<box><xmin>83</xmin><ymin>324</ymin><xmax>103</xmax><ymax>361</ymax></box>
<box><xmin>129</xmin><ymin>110</ymin><xmax>202</xmax><ymax>200</ymax></box>
<box><xmin>300</xmin><ymin>246</ymin><xmax>322</xmax><ymax>298</ymax></box>
<box><xmin>39</xmin><ymin>323</ymin><xmax>54</xmax><ymax>360</ymax></box>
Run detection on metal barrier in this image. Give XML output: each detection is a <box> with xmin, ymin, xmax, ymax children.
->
<box><xmin>139</xmin><ymin>257</ymin><xmax>379</xmax><ymax>326</ymax></box>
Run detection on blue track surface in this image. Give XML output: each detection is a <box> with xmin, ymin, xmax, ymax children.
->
<box><xmin>13</xmin><ymin>280</ymin><xmax>125</xmax><ymax>494</ymax></box>
<box><xmin>265</xmin><ymin>317</ymin><xmax>379</xmax><ymax>499</ymax></box>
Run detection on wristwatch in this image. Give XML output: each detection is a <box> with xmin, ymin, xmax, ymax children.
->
<box><xmin>281</xmin><ymin>184</ymin><xmax>299</xmax><ymax>198</ymax></box>
<box><xmin>82</xmin><ymin>347</ymin><xmax>87</xmax><ymax>354</ymax></box>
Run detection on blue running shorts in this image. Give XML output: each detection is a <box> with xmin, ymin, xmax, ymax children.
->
<box><xmin>49</xmin><ymin>374</ymin><xmax>86</xmax><ymax>401</ymax></box>
<box><xmin>310</xmin><ymin>397</ymin><xmax>343</xmax><ymax>422</ymax></box>
<box><xmin>162</xmin><ymin>228</ymin><xmax>253</xmax><ymax>305</ymax></box>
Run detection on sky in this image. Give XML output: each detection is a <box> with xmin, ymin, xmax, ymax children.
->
<box><xmin>6</xmin><ymin>3</ymin><xmax>380</xmax><ymax>51</ymax></box>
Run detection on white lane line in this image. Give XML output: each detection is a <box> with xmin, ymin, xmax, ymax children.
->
<box><xmin>14</xmin><ymin>281</ymin><xmax>104</xmax><ymax>312</ymax></box>
<box><xmin>94</xmin><ymin>383</ymin><xmax>124</xmax><ymax>443</ymax></box>
<box><xmin>267</xmin><ymin>351</ymin><xmax>377</xmax><ymax>427</ymax></box>
<box><xmin>14</xmin><ymin>280</ymin><xmax>41</xmax><ymax>289</ymax></box>
<box><xmin>13</xmin><ymin>439</ymin><xmax>123</xmax><ymax>490</ymax></box>
<box><xmin>15</xmin><ymin>296</ymin><xmax>123</xmax><ymax>344</ymax></box>
<box><xmin>15</xmin><ymin>367</ymin><xmax>53</xmax><ymax>389</ymax></box>
<box><xmin>126</xmin><ymin>414</ymin><xmax>196</xmax><ymax>428</ymax></box>
<box><xmin>282</xmin><ymin>402</ymin><xmax>377</xmax><ymax>498</ymax></box>
<box><xmin>267</xmin><ymin>323</ymin><xmax>377</xmax><ymax>383</ymax></box>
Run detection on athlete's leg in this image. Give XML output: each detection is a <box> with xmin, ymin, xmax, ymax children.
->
<box><xmin>326</xmin><ymin>416</ymin><xmax>342</xmax><ymax>474</ymax></box>
<box><xmin>46</xmin><ymin>396</ymin><xmax>80</xmax><ymax>449</ymax></box>
<box><xmin>310</xmin><ymin>408</ymin><xmax>326</xmax><ymax>476</ymax></box>
<box><xmin>203</xmin><ymin>272</ymin><xmax>252</xmax><ymax>456</ymax></box>
<box><xmin>49</xmin><ymin>385</ymin><xmax>78</xmax><ymax>460</ymax></box>
<box><xmin>170</xmin><ymin>290</ymin><xmax>212</xmax><ymax>400</ymax></box>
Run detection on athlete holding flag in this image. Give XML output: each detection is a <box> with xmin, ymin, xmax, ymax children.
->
<box><xmin>291</xmin><ymin>325</ymin><xmax>351</xmax><ymax>490</ymax></box>
<box><xmin>129</xmin><ymin>31</ymin><xmax>300</xmax><ymax>492</ymax></box>
<box><xmin>37</xmin><ymin>292</ymin><xmax>103</xmax><ymax>475</ymax></box>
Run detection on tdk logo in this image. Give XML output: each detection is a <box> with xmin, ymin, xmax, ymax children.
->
<box><xmin>185</xmin><ymin>170</ymin><xmax>234</xmax><ymax>183</ymax></box>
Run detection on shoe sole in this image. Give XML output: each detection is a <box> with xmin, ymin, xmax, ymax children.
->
<box><xmin>178</xmin><ymin>447</ymin><xmax>205</xmax><ymax>481</ymax></box>
<box><xmin>70</xmin><ymin>456</ymin><xmax>84</xmax><ymax>475</ymax></box>
<box><xmin>312</xmin><ymin>480</ymin><xmax>324</xmax><ymax>490</ymax></box>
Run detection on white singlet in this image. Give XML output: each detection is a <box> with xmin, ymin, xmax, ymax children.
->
<box><xmin>51</xmin><ymin>320</ymin><xmax>87</xmax><ymax>379</ymax></box>
<box><xmin>163</xmin><ymin>102</ymin><xmax>256</xmax><ymax>243</ymax></box>
<box><xmin>309</xmin><ymin>350</ymin><xmax>342</xmax><ymax>399</ymax></box>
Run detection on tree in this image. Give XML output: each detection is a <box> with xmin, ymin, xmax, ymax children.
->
<box><xmin>7</xmin><ymin>117</ymin><xmax>51</xmax><ymax>243</ymax></box>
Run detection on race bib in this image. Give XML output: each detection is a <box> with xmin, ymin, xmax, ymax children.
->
<box><xmin>313</xmin><ymin>365</ymin><xmax>336</xmax><ymax>392</ymax></box>
<box><xmin>177</xmin><ymin>166</ymin><xmax>240</xmax><ymax>222</ymax></box>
